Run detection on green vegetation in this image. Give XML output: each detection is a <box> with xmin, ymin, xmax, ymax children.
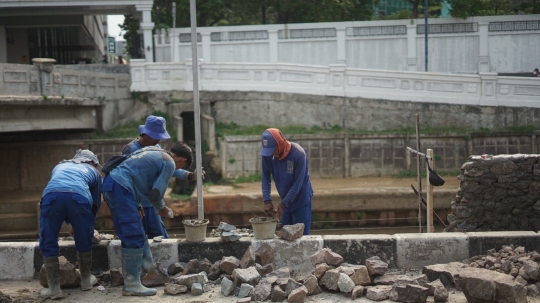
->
<box><xmin>42</xmin><ymin>95</ymin><xmax>48</xmax><ymax>101</ymax></box>
<box><xmin>170</xmin><ymin>192</ymin><xmax>191</xmax><ymax>200</ymax></box>
<box><xmin>228</xmin><ymin>158</ymin><xmax>236</xmax><ymax>164</ymax></box>
<box><xmin>393</xmin><ymin>170</ymin><xmax>461</xmax><ymax>179</ymax></box>
<box><xmin>312</xmin><ymin>214</ymin><xmax>333</xmax><ymax>229</ymax></box>
<box><xmin>234</xmin><ymin>172</ymin><xmax>262</xmax><ymax>183</ymax></box>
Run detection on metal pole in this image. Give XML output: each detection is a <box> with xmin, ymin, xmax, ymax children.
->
<box><xmin>424</xmin><ymin>0</ymin><xmax>428</xmax><ymax>72</ymax></box>
<box><xmin>172</xmin><ymin>2</ymin><xmax>176</xmax><ymax>62</ymax></box>
<box><xmin>426</xmin><ymin>149</ymin><xmax>434</xmax><ymax>233</ymax></box>
<box><xmin>416</xmin><ymin>114</ymin><xmax>422</xmax><ymax>233</ymax></box>
<box><xmin>189</xmin><ymin>0</ymin><xmax>204</xmax><ymax>220</ymax></box>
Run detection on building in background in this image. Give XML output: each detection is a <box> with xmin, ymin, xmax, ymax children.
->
<box><xmin>116</xmin><ymin>41</ymin><xmax>126</xmax><ymax>58</ymax></box>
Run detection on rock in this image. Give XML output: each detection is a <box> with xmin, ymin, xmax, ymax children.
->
<box><xmin>337</xmin><ymin>273</ymin><xmax>355</xmax><ymax>293</ymax></box>
<box><xmin>39</xmin><ymin>256</ymin><xmax>81</xmax><ymax>288</ymax></box>
<box><xmin>233</xmin><ymin>267</ymin><xmax>261</xmax><ymax>286</ymax></box>
<box><xmin>271</xmin><ymin>285</ymin><xmax>287</xmax><ymax>302</ymax></box>
<box><xmin>515</xmin><ymin>275</ymin><xmax>528</xmax><ymax>286</ymax></box>
<box><xmin>267</xmin><ymin>267</ymin><xmax>292</xmax><ymax>279</ymax></box>
<box><xmin>167</xmin><ymin>262</ymin><xmax>186</xmax><ymax>276</ymax></box>
<box><xmin>337</xmin><ymin>266</ymin><xmax>355</xmax><ymax>276</ymax></box>
<box><xmin>312</xmin><ymin>263</ymin><xmax>331</xmax><ymax>280</ymax></box>
<box><xmin>238</xmin><ymin>283</ymin><xmax>254</xmax><ymax>298</ymax></box>
<box><xmin>191</xmin><ymin>282</ymin><xmax>203</xmax><ymax>296</ymax></box>
<box><xmin>395</xmin><ymin>284</ymin><xmax>429</xmax><ymax>303</ymax></box>
<box><xmin>0</xmin><ymin>291</ymin><xmax>12</xmax><ymax>303</ymax></box>
<box><xmin>366</xmin><ymin>285</ymin><xmax>392</xmax><ymax>301</ymax></box>
<box><xmin>96</xmin><ymin>270</ymin><xmax>110</xmax><ymax>283</ymax></box>
<box><xmin>255</xmin><ymin>243</ymin><xmax>275</xmax><ymax>266</ymax></box>
<box><xmin>365</xmin><ymin>256</ymin><xmax>388</xmax><ymax>277</ymax></box>
<box><xmin>240</xmin><ymin>246</ymin><xmax>256</xmax><ymax>269</ymax></box>
<box><xmin>422</xmin><ymin>262</ymin><xmax>466</xmax><ymax>287</ymax></box>
<box><xmin>526</xmin><ymin>284</ymin><xmax>539</xmax><ymax>297</ymax></box>
<box><xmin>251</xmin><ymin>281</ymin><xmax>272</xmax><ymax>301</ymax></box>
<box><xmin>522</xmin><ymin>259</ymin><xmax>540</xmax><ymax>281</ymax></box>
<box><xmin>221</xmin><ymin>277</ymin><xmax>236</xmax><ymax>296</ymax></box>
<box><xmin>218</xmin><ymin>221</ymin><xmax>237</xmax><ymax>231</ymax></box>
<box><xmin>303</xmin><ymin>274</ymin><xmax>322</xmax><ymax>296</ymax></box>
<box><xmin>319</xmin><ymin>268</ymin><xmax>340</xmax><ymax>291</ymax></box>
<box><xmin>350</xmin><ymin>265</ymin><xmax>371</xmax><ymax>286</ymax></box>
<box><xmin>510</xmin><ymin>268</ymin><xmax>519</xmax><ymax>277</ymax></box>
<box><xmin>173</xmin><ymin>272</ymin><xmax>208</xmax><ymax>288</ymax></box>
<box><xmin>434</xmin><ymin>284</ymin><xmax>449</xmax><ymax>302</ymax></box>
<box><xmin>457</xmin><ymin>267</ymin><xmax>526</xmax><ymax>303</ymax></box>
<box><xmin>237</xmin><ymin>298</ymin><xmax>251</xmax><ymax>303</ymax></box>
<box><xmin>221</xmin><ymin>231</ymin><xmax>242</xmax><ymax>242</ymax></box>
<box><xmin>373</xmin><ymin>274</ymin><xmax>401</xmax><ymax>285</ymax></box>
<box><xmin>426</xmin><ymin>279</ymin><xmax>445</xmax><ymax>296</ymax></box>
<box><xmin>351</xmin><ymin>285</ymin><xmax>365</xmax><ymax>299</ymax></box>
<box><xmin>311</xmin><ymin>248</ymin><xmax>344</xmax><ymax>267</ymax></box>
<box><xmin>414</xmin><ymin>274</ymin><xmax>429</xmax><ymax>287</ymax></box>
<box><xmin>285</xmin><ymin>278</ymin><xmax>303</xmax><ymax>296</ymax></box>
<box><xmin>288</xmin><ymin>285</ymin><xmax>308</xmax><ymax>303</ymax></box>
<box><xmin>208</xmin><ymin>260</ymin><xmax>223</xmax><ymax>280</ymax></box>
<box><xmin>501</xmin><ymin>260</ymin><xmax>512</xmax><ymax>273</ymax></box>
<box><xmin>278</xmin><ymin>223</ymin><xmax>304</xmax><ymax>241</ymax></box>
<box><xmin>164</xmin><ymin>283</ymin><xmax>188</xmax><ymax>295</ymax></box>
<box><xmin>182</xmin><ymin>258</ymin><xmax>211</xmax><ymax>275</ymax></box>
<box><xmin>220</xmin><ymin>256</ymin><xmax>241</xmax><ymax>275</ymax></box>
<box><xmin>110</xmin><ymin>268</ymin><xmax>124</xmax><ymax>287</ymax></box>
<box><xmin>142</xmin><ymin>263</ymin><xmax>169</xmax><ymax>287</ymax></box>
<box><xmin>153</xmin><ymin>236</ymin><xmax>163</xmax><ymax>242</ymax></box>
<box><xmin>389</xmin><ymin>277</ymin><xmax>418</xmax><ymax>301</ymax></box>
<box><xmin>257</xmin><ymin>263</ymin><xmax>275</xmax><ymax>277</ymax></box>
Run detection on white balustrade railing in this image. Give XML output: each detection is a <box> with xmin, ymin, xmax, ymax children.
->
<box><xmin>154</xmin><ymin>14</ymin><xmax>540</xmax><ymax>74</ymax></box>
<box><xmin>130</xmin><ymin>59</ymin><xmax>540</xmax><ymax>108</ymax></box>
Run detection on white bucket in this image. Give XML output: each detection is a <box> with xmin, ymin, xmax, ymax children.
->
<box><xmin>249</xmin><ymin>217</ymin><xmax>278</xmax><ymax>240</ymax></box>
<box><xmin>183</xmin><ymin>219</ymin><xmax>209</xmax><ymax>242</ymax></box>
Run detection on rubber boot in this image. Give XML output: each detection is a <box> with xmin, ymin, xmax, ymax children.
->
<box><xmin>40</xmin><ymin>257</ymin><xmax>63</xmax><ymax>299</ymax></box>
<box><xmin>141</xmin><ymin>238</ymin><xmax>154</xmax><ymax>275</ymax></box>
<box><xmin>121</xmin><ymin>248</ymin><xmax>157</xmax><ymax>296</ymax></box>
<box><xmin>77</xmin><ymin>252</ymin><xmax>97</xmax><ymax>291</ymax></box>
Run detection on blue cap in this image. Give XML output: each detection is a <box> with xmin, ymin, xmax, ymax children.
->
<box><xmin>139</xmin><ymin>115</ymin><xmax>171</xmax><ymax>140</ymax></box>
<box><xmin>260</xmin><ymin>130</ymin><xmax>277</xmax><ymax>157</ymax></box>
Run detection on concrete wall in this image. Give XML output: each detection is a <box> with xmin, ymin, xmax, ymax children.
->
<box><xmin>158</xmin><ymin>14</ymin><xmax>540</xmax><ymax>74</ymax></box>
<box><xmin>3</xmin><ymin>231</ymin><xmax>540</xmax><ymax>280</ymax></box>
<box><xmin>446</xmin><ymin>154</ymin><xmax>540</xmax><ymax>232</ymax></box>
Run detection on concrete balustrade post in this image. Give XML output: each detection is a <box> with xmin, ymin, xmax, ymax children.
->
<box><xmin>478</xmin><ymin>22</ymin><xmax>490</xmax><ymax>73</ymax></box>
<box><xmin>268</xmin><ymin>30</ymin><xmax>278</xmax><ymax>63</ymax></box>
<box><xmin>479</xmin><ymin>72</ymin><xmax>498</xmax><ymax>106</ymax></box>
<box><xmin>202</xmin><ymin>32</ymin><xmax>211</xmax><ymax>63</ymax></box>
<box><xmin>174</xmin><ymin>115</ymin><xmax>184</xmax><ymax>143</ymax></box>
<box><xmin>336</xmin><ymin>28</ymin><xmax>346</xmax><ymax>65</ymax></box>
<box><xmin>137</xmin><ymin>4</ymin><xmax>155</xmax><ymax>63</ymax></box>
<box><xmin>406</xmin><ymin>25</ymin><xmax>418</xmax><ymax>71</ymax></box>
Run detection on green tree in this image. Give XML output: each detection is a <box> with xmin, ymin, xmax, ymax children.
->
<box><xmin>447</xmin><ymin>0</ymin><xmax>516</xmax><ymax>19</ymax></box>
<box><xmin>120</xmin><ymin>15</ymin><xmax>142</xmax><ymax>59</ymax></box>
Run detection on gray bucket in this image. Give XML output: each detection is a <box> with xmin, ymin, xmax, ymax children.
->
<box><xmin>249</xmin><ymin>217</ymin><xmax>278</xmax><ymax>240</ymax></box>
<box><xmin>183</xmin><ymin>219</ymin><xmax>209</xmax><ymax>242</ymax></box>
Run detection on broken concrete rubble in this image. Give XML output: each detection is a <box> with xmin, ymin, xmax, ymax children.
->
<box><xmin>278</xmin><ymin>223</ymin><xmax>304</xmax><ymax>241</ymax></box>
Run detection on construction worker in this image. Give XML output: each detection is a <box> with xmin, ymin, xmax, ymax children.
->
<box><xmin>39</xmin><ymin>150</ymin><xmax>102</xmax><ymax>299</ymax></box>
<box><xmin>103</xmin><ymin>142</ymin><xmax>193</xmax><ymax>296</ymax></box>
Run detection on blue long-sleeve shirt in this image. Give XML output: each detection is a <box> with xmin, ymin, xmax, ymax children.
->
<box><xmin>262</xmin><ymin>142</ymin><xmax>313</xmax><ymax>212</ymax></box>
<box><xmin>110</xmin><ymin>147</ymin><xmax>176</xmax><ymax>210</ymax></box>
<box><xmin>123</xmin><ymin>139</ymin><xmax>189</xmax><ymax>207</ymax></box>
<box><xmin>43</xmin><ymin>162</ymin><xmax>102</xmax><ymax>216</ymax></box>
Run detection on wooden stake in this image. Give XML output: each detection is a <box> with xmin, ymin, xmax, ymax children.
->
<box><xmin>426</xmin><ymin>149</ymin><xmax>434</xmax><ymax>233</ymax></box>
<box><xmin>415</xmin><ymin>114</ymin><xmax>422</xmax><ymax>233</ymax></box>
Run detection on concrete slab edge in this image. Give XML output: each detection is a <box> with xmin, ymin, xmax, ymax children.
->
<box><xmin>2</xmin><ymin>231</ymin><xmax>540</xmax><ymax>280</ymax></box>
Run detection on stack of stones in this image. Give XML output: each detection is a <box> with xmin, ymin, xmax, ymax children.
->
<box><xmin>445</xmin><ymin>154</ymin><xmax>540</xmax><ymax>232</ymax></box>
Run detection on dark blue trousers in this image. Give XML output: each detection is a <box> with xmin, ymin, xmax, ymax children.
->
<box><xmin>281</xmin><ymin>202</ymin><xmax>312</xmax><ymax>235</ymax></box>
<box><xmin>39</xmin><ymin>192</ymin><xmax>94</xmax><ymax>258</ymax></box>
<box><xmin>142</xmin><ymin>206</ymin><xmax>169</xmax><ymax>239</ymax></box>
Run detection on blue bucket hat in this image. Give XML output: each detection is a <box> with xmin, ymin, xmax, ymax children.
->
<box><xmin>139</xmin><ymin>115</ymin><xmax>171</xmax><ymax>140</ymax></box>
<box><xmin>260</xmin><ymin>130</ymin><xmax>277</xmax><ymax>157</ymax></box>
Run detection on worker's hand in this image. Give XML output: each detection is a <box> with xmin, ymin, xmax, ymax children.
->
<box><xmin>193</xmin><ymin>168</ymin><xmax>206</xmax><ymax>181</ymax></box>
<box><xmin>263</xmin><ymin>202</ymin><xmax>275</xmax><ymax>217</ymax></box>
<box><xmin>138</xmin><ymin>207</ymin><xmax>145</xmax><ymax>219</ymax></box>
<box><xmin>69</xmin><ymin>226</ymin><xmax>74</xmax><ymax>237</ymax></box>
<box><xmin>158</xmin><ymin>206</ymin><xmax>173</xmax><ymax>218</ymax></box>
<box><xmin>277</xmin><ymin>202</ymin><xmax>285</xmax><ymax>219</ymax></box>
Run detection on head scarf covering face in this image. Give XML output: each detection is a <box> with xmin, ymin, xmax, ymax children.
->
<box><xmin>266</xmin><ymin>128</ymin><xmax>291</xmax><ymax>160</ymax></box>
<box><xmin>60</xmin><ymin>149</ymin><xmax>100</xmax><ymax>166</ymax></box>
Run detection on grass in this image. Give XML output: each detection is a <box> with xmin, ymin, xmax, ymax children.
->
<box><xmin>170</xmin><ymin>192</ymin><xmax>191</xmax><ymax>200</ymax></box>
<box><xmin>393</xmin><ymin>170</ymin><xmax>461</xmax><ymax>179</ymax></box>
<box><xmin>234</xmin><ymin>172</ymin><xmax>262</xmax><ymax>183</ymax></box>
<box><xmin>215</xmin><ymin>122</ymin><xmax>537</xmax><ymax>137</ymax></box>
<box><xmin>91</xmin><ymin>111</ymin><xmax>177</xmax><ymax>141</ymax></box>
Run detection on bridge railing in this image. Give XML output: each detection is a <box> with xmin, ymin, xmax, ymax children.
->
<box><xmin>154</xmin><ymin>14</ymin><xmax>540</xmax><ymax>74</ymax></box>
<box><xmin>130</xmin><ymin>59</ymin><xmax>540</xmax><ymax>108</ymax></box>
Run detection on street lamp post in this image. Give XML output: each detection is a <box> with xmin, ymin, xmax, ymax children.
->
<box><xmin>172</xmin><ymin>2</ymin><xmax>176</xmax><ymax>62</ymax></box>
<box><xmin>424</xmin><ymin>0</ymin><xmax>428</xmax><ymax>72</ymax></box>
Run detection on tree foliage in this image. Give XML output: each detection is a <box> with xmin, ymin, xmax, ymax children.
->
<box><xmin>119</xmin><ymin>15</ymin><xmax>142</xmax><ymax>59</ymax></box>
<box><xmin>446</xmin><ymin>0</ymin><xmax>536</xmax><ymax>19</ymax></box>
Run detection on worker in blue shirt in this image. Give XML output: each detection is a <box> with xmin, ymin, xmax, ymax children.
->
<box><xmin>261</xmin><ymin>128</ymin><xmax>313</xmax><ymax>235</ymax></box>
<box><xmin>122</xmin><ymin>115</ymin><xmax>201</xmax><ymax>239</ymax></box>
<box><xmin>39</xmin><ymin>150</ymin><xmax>102</xmax><ymax>299</ymax></box>
<box><xmin>103</xmin><ymin>142</ymin><xmax>193</xmax><ymax>296</ymax></box>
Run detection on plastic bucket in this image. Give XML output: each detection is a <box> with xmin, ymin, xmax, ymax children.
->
<box><xmin>249</xmin><ymin>217</ymin><xmax>278</xmax><ymax>240</ymax></box>
<box><xmin>183</xmin><ymin>219</ymin><xmax>209</xmax><ymax>242</ymax></box>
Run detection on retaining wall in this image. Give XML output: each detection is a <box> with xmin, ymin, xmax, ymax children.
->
<box><xmin>2</xmin><ymin>231</ymin><xmax>540</xmax><ymax>280</ymax></box>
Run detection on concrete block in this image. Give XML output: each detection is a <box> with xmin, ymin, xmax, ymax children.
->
<box><xmin>34</xmin><ymin>240</ymin><xmax>109</xmax><ymax>277</ymax></box>
<box><xmin>0</xmin><ymin>242</ymin><xmax>36</xmax><ymax>280</ymax></box>
<box><xmin>396</xmin><ymin>233</ymin><xmax>468</xmax><ymax>269</ymax></box>
<box><xmin>252</xmin><ymin>236</ymin><xmax>323</xmax><ymax>276</ymax></box>
<box><xmin>108</xmin><ymin>240</ymin><xmax>122</xmax><ymax>270</ymax></box>
<box><xmin>323</xmin><ymin>234</ymin><xmax>396</xmax><ymax>268</ymax></box>
<box><xmin>178</xmin><ymin>237</ymin><xmax>252</xmax><ymax>263</ymax></box>
<box><xmin>150</xmin><ymin>239</ymin><xmax>179</xmax><ymax>269</ymax></box>
<box><xmin>467</xmin><ymin>231</ymin><xmax>540</xmax><ymax>257</ymax></box>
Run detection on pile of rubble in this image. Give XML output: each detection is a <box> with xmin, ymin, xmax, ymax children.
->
<box><xmin>208</xmin><ymin>221</ymin><xmax>252</xmax><ymax>242</ymax></box>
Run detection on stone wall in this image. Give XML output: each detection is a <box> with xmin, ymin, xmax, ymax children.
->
<box><xmin>445</xmin><ymin>155</ymin><xmax>540</xmax><ymax>232</ymax></box>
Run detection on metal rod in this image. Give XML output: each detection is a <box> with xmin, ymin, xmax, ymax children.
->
<box><xmin>406</xmin><ymin>147</ymin><xmax>432</xmax><ymax>159</ymax></box>
<box><xmin>415</xmin><ymin>114</ymin><xmax>422</xmax><ymax>233</ymax></box>
<box><xmin>426</xmin><ymin>149</ymin><xmax>434</xmax><ymax>233</ymax></box>
<box><xmin>424</xmin><ymin>0</ymin><xmax>429</xmax><ymax>72</ymax></box>
<box><xmin>190</xmin><ymin>0</ymin><xmax>204</xmax><ymax>220</ymax></box>
<box><xmin>172</xmin><ymin>2</ymin><xmax>176</xmax><ymax>62</ymax></box>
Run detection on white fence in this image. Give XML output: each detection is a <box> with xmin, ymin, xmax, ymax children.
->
<box><xmin>130</xmin><ymin>60</ymin><xmax>540</xmax><ymax>108</ymax></box>
<box><xmin>154</xmin><ymin>15</ymin><xmax>540</xmax><ymax>74</ymax></box>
